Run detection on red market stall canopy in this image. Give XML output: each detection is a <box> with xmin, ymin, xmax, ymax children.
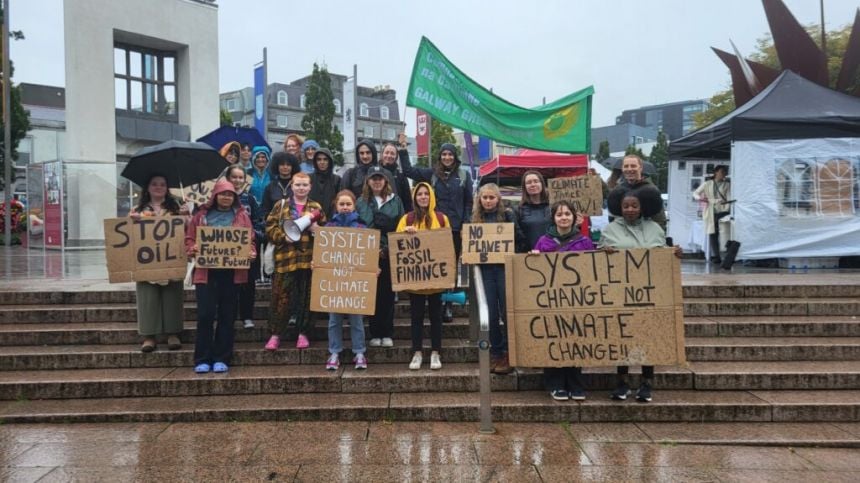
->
<box><xmin>478</xmin><ymin>149</ymin><xmax>589</xmax><ymax>183</ymax></box>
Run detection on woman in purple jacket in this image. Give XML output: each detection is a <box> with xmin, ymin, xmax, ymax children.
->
<box><xmin>530</xmin><ymin>200</ymin><xmax>596</xmax><ymax>401</ymax></box>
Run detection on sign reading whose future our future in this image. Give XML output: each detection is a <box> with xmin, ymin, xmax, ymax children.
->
<box><xmin>505</xmin><ymin>248</ymin><xmax>685</xmax><ymax>368</ymax></box>
<box><xmin>547</xmin><ymin>174</ymin><xmax>604</xmax><ymax>216</ymax></box>
<box><xmin>195</xmin><ymin>226</ymin><xmax>252</xmax><ymax>269</ymax></box>
<box><xmin>311</xmin><ymin>227</ymin><xmax>381</xmax><ymax>315</ymax></box>
<box><xmin>103</xmin><ymin>216</ymin><xmax>187</xmax><ymax>283</ymax></box>
<box><xmin>461</xmin><ymin>223</ymin><xmax>515</xmax><ymax>264</ymax></box>
<box><xmin>388</xmin><ymin>227</ymin><xmax>457</xmax><ymax>292</ymax></box>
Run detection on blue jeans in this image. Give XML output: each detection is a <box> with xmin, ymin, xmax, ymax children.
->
<box><xmin>480</xmin><ymin>264</ymin><xmax>507</xmax><ymax>356</ymax></box>
<box><xmin>328</xmin><ymin>313</ymin><xmax>366</xmax><ymax>355</ymax></box>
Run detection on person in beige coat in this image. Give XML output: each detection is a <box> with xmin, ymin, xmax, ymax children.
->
<box><xmin>693</xmin><ymin>165</ymin><xmax>731</xmax><ymax>263</ymax></box>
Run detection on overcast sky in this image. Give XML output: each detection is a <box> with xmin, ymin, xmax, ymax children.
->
<box><xmin>10</xmin><ymin>0</ymin><xmax>860</xmax><ymax>132</ymax></box>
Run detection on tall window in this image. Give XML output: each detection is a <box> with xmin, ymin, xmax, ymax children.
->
<box><xmin>276</xmin><ymin>115</ymin><xmax>288</xmax><ymax>128</ymax></box>
<box><xmin>380</xmin><ymin>105</ymin><xmax>389</xmax><ymax>120</ymax></box>
<box><xmin>300</xmin><ymin>94</ymin><xmax>307</xmax><ymax>109</ymax></box>
<box><xmin>360</xmin><ymin>103</ymin><xmax>369</xmax><ymax>117</ymax></box>
<box><xmin>365</xmin><ymin>126</ymin><xmax>374</xmax><ymax>138</ymax></box>
<box><xmin>277</xmin><ymin>91</ymin><xmax>288</xmax><ymax>106</ymax></box>
<box><xmin>114</xmin><ymin>45</ymin><xmax>177</xmax><ymax>118</ymax></box>
<box><xmin>333</xmin><ymin>99</ymin><xmax>341</xmax><ymax>114</ymax></box>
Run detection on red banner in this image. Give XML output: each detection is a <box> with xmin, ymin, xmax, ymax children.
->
<box><xmin>416</xmin><ymin>110</ymin><xmax>430</xmax><ymax>157</ymax></box>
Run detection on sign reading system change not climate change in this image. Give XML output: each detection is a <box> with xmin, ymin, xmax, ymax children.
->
<box><xmin>311</xmin><ymin>227</ymin><xmax>380</xmax><ymax>315</ymax></box>
<box><xmin>505</xmin><ymin>248</ymin><xmax>685</xmax><ymax>368</ymax></box>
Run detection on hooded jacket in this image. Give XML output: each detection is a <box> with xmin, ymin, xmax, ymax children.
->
<box><xmin>599</xmin><ymin>217</ymin><xmax>666</xmax><ymax>250</ymax></box>
<box><xmin>399</xmin><ymin>144</ymin><xmax>473</xmax><ymax>230</ymax></box>
<box><xmin>533</xmin><ymin>224</ymin><xmax>595</xmax><ymax>253</ymax></box>
<box><xmin>261</xmin><ymin>152</ymin><xmax>300</xmax><ymax>217</ymax></box>
<box><xmin>356</xmin><ymin>167</ymin><xmax>405</xmax><ymax>251</ymax></box>
<box><xmin>219</xmin><ymin>141</ymin><xmax>242</xmax><ymax>160</ymax></box>
<box><xmin>185</xmin><ymin>178</ymin><xmax>256</xmax><ymax>285</ymax></box>
<box><xmin>300</xmin><ymin>140</ymin><xmax>319</xmax><ymax>174</ymax></box>
<box><xmin>247</xmin><ymin>146</ymin><xmax>272</xmax><ymax>205</ymax></box>
<box><xmin>309</xmin><ymin>147</ymin><xmax>342</xmax><ymax>219</ymax></box>
<box><xmin>395</xmin><ymin>181</ymin><xmax>450</xmax><ymax>294</ymax></box>
<box><xmin>341</xmin><ymin>140</ymin><xmax>378</xmax><ymax>198</ymax></box>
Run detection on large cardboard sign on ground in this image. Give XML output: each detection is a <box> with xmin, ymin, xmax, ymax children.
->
<box><xmin>461</xmin><ymin>223</ymin><xmax>515</xmax><ymax>264</ymax></box>
<box><xmin>388</xmin><ymin>228</ymin><xmax>456</xmax><ymax>292</ymax></box>
<box><xmin>547</xmin><ymin>174</ymin><xmax>603</xmax><ymax>216</ymax></box>
<box><xmin>103</xmin><ymin>217</ymin><xmax>187</xmax><ymax>283</ymax></box>
<box><xmin>505</xmin><ymin>248</ymin><xmax>684</xmax><ymax>368</ymax></box>
<box><xmin>196</xmin><ymin>226</ymin><xmax>252</xmax><ymax>269</ymax></box>
<box><xmin>311</xmin><ymin>227</ymin><xmax>381</xmax><ymax>315</ymax></box>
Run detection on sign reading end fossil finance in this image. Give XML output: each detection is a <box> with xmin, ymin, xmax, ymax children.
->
<box><xmin>388</xmin><ymin>228</ymin><xmax>456</xmax><ymax>292</ymax></box>
<box><xmin>505</xmin><ymin>248</ymin><xmax>684</xmax><ymax>368</ymax></box>
<box><xmin>311</xmin><ymin>227</ymin><xmax>381</xmax><ymax>315</ymax></box>
<box><xmin>196</xmin><ymin>226</ymin><xmax>252</xmax><ymax>269</ymax></box>
<box><xmin>461</xmin><ymin>223</ymin><xmax>515</xmax><ymax>264</ymax></box>
<box><xmin>103</xmin><ymin>217</ymin><xmax>187</xmax><ymax>283</ymax></box>
<box><xmin>547</xmin><ymin>174</ymin><xmax>604</xmax><ymax>216</ymax></box>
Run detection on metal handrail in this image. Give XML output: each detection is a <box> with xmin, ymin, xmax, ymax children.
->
<box><xmin>471</xmin><ymin>265</ymin><xmax>495</xmax><ymax>434</ymax></box>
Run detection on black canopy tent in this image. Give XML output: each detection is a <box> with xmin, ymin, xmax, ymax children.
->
<box><xmin>669</xmin><ymin>71</ymin><xmax>860</xmax><ymax>160</ymax></box>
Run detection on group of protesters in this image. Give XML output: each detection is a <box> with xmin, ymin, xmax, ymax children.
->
<box><xmin>130</xmin><ymin>135</ymin><xmax>678</xmax><ymax>403</ymax></box>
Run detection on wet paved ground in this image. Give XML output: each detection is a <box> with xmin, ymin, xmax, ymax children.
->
<box><xmin>0</xmin><ymin>421</ymin><xmax>859</xmax><ymax>482</ymax></box>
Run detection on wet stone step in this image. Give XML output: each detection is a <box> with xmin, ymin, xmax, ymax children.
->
<box><xmin>685</xmin><ymin>337</ymin><xmax>860</xmax><ymax>362</ymax></box>
<box><xmin>683</xmin><ymin>298</ymin><xmax>860</xmax><ymax>317</ymax></box>
<box><xmin>689</xmin><ymin>361</ymin><xmax>860</xmax><ymax>390</ymax></box>
<box><xmin>0</xmin><ymin>319</ymin><xmax>471</xmax><ymax>346</ymax></box>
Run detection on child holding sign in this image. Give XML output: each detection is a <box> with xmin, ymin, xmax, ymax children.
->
<box><xmin>322</xmin><ymin>190</ymin><xmax>370</xmax><ymax>370</ymax></box>
<box><xmin>531</xmin><ymin>200</ymin><xmax>595</xmax><ymax>401</ymax></box>
<box><xmin>185</xmin><ymin>179</ymin><xmax>256</xmax><ymax>374</ymax></box>
<box><xmin>469</xmin><ymin>183</ymin><xmax>521</xmax><ymax>374</ymax></box>
<box><xmin>395</xmin><ymin>182</ymin><xmax>450</xmax><ymax>370</ymax></box>
<box><xmin>600</xmin><ymin>185</ymin><xmax>681</xmax><ymax>403</ymax></box>
<box><xmin>265</xmin><ymin>172</ymin><xmax>327</xmax><ymax>351</ymax></box>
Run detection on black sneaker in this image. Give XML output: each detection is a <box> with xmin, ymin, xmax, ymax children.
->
<box><xmin>610</xmin><ymin>382</ymin><xmax>631</xmax><ymax>401</ymax></box>
<box><xmin>569</xmin><ymin>387</ymin><xmax>586</xmax><ymax>401</ymax></box>
<box><xmin>550</xmin><ymin>389</ymin><xmax>570</xmax><ymax>401</ymax></box>
<box><xmin>636</xmin><ymin>382</ymin><xmax>653</xmax><ymax>403</ymax></box>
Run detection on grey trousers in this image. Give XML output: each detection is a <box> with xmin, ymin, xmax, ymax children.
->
<box><xmin>135</xmin><ymin>281</ymin><xmax>184</xmax><ymax>336</ymax></box>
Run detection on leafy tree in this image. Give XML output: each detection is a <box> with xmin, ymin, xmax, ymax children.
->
<box><xmin>649</xmin><ymin>131</ymin><xmax>669</xmax><ymax>192</ymax></box>
<box><xmin>0</xmin><ymin>5</ymin><xmax>31</xmax><ymax>189</ymax></box>
<box><xmin>301</xmin><ymin>63</ymin><xmax>344</xmax><ymax>164</ymax></box>
<box><xmin>695</xmin><ymin>23</ymin><xmax>854</xmax><ymax>129</ymax></box>
<box><xmin>624</xmin><ymin>144</ymin><xmax>647</xmax><ymax>161</ymax></box>
<box><xmin>596</xmin><ymin>140</ymin><xmax>610</xmax><ymax>162</ymax></box>
<box><xmin>219</xmin><ymin>108</ymin><xmax>233</xmax><ymax>126</ymax></box>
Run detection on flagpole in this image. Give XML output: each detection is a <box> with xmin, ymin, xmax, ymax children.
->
<box><xmin>263</xmin><ymin>47</ymin><xmax>268</xmax><ymax>146</ymax></box>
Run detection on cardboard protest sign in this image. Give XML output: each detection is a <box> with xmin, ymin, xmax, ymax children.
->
<box><xmin>195</xmin><ymin>226</ymin><xmax>252</xmax><ymax>269</ymax></box>
<box><xmin>170</xmin><ymin>173</ymin><xmax>249</xmax><ymax>205</ymax></box>
<box><xmin>461</xmin><ymin>223</ymin><xmax>515</xmax><ymax>264</ymax></box>
<box><xmin>505</xmin><ymin>248</ymin><xmax>684</xmax><ymax>368</ymax></box>
<box><xmin>388</xmin><ymin>228</ymin><xmax>456</xmax><ymax>292</ymax></box>
<box><xmin>103</xmin><ymin>216</ymin><xmax>187</xmax><ymax>283</ymax></box>
<box><xmin>547</xmin><ymin>174</ymin><xmax>604</xmax><ymax>216</ymax></box>
<box><xmin>311</xmin><ymin>227</ymin><xmax>381</xmax><ymax>315</ymax></box>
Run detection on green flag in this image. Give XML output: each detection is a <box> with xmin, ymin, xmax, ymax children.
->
<box><xmin>406</xmin><ymin>37</ymin><xmax>594</xmax><ymax>153</ymax></box>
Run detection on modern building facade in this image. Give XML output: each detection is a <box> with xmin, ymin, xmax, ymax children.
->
<box><xmin>615</xmin><ymin>99</ymin><xmax>710</xmax><ymax>140</ymax></box>
<box><xmin>590</xmin><ymin>123</ymin><xmax>659</xmax><ymax>156</ymax></box>
<box><xmin>220</xmin><ymin>73</ymin><xmax>406</xmax><ymax>157</ymax></box>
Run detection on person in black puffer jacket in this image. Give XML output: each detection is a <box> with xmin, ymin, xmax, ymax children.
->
<box><xmin>340</xmin><ymin>140</ymin><xmax>377</xmax><ymax>199</ymax></box>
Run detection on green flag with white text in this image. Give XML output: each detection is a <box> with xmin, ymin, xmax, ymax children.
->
<box><xmin>406</xmin><ymin>37</ymin><xmax>594</xmax><ymax>153</ymax></box>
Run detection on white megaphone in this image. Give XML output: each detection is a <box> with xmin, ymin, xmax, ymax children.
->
<box><xmin>282</xmin><ymin>209</ymin><xmax>321</xmax><ymax>242</ymax></box>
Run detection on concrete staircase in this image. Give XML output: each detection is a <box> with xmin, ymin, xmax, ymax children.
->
<box><xmin>0</xmin><ymin>282</ymin><xmax>858</xmax><ymax>424</ymax></box>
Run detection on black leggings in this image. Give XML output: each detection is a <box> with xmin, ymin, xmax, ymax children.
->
<box><xmin>410</xmin><ymin>293</ymin><xmax>442</xmax><ymax>352</ymax></box>
<box><xmin>617</xmin><ymin>365</ymin><xmax>654</xmax><ymax>379</ymax></box>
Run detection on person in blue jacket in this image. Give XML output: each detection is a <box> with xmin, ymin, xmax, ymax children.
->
<box><xmin>247</xmin><ymin>146</ymin><xmax>271</xmax><ymax>206</ymax></box>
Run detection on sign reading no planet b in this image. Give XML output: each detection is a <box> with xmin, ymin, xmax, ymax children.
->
<box><xmin>103</xmin><ymin>217</ymin><xmax>187</xmax><ymax>283</ymax></box>
<box><xmin>311</xmin><ymin>227</ymin><xmax>380</xmax><ymax>315</ymax></box>
<box><xmin>388</xmin><ymin>228</ymin><xmax>456</xmax><ymax>292</ymax></box>
<box><xmin>547</xmin><ymin>174</ymin><xmax>604</xmax><ymax>216</ymax></box>
<box><xmin>406</xmin><ymin>36</ymin><xmax>594</xmax><ymax>153</ymax></box>
<box><xmin>461</xmin><ymin>223</ymin><xmax>515</xmax><ymax>264</ymax></box>
<box><xmin>196</xmin><ymin>226</ymin><xmax>252</xmax><ymax>269</ymax></box>
<box><xmin>505</xmin><ymin>248</ymin><xmax>685</xmax><ymax>368</ymax></box>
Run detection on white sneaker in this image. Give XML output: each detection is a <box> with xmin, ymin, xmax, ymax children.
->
<box><xmin>243</xmin><ymin>319</ymin><xmax>255</xmax><ymax>329</ymax></box>
<box><xmin>409</xmin><ymin>352</ymin><xmax>423</xmax><ymax>370</ymax></box>
<box><xmin>369</xmin><ymin>338</ymin><xmax>382</xmax><ymax>347</ymax></box>
<box><xmin>381</xmin><ymin>337</ymin><xmax>394</xmax><ymax>347</ymax></box>
<box><xmin>430</xmin><ymin>352</ymin><xmax>442</xmax><ymax>370</ymax></box>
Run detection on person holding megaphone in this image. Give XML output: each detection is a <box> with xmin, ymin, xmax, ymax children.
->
<box><xmin>264</xmin><ymin>172</ymin><xmax>327</xmax><ymax>351</ymax></box>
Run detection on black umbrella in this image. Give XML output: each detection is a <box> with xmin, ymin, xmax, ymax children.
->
<box><xmin>611</xmin><ymin>156</ymin><xmax>656</xmax><ymax>176</ymax></box>
<box><xmin>122</xmin><ymin>140</ymin><xmax>228</xmax><ymax>189</ymax></box>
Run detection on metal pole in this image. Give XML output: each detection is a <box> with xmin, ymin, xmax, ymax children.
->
<box><xmin>472</xmin><ymin>265</ymin><xmax>495</xmax><ymax>434</ymax></box>
<box><xmin>3</xmin><ymin>0</ymin><xmax>11</xmax><ymax>247</ymax></box>
<box><xmin>352</xmin><ymin>64</ymin><xmax>358</xmax><ymax>147</ymax></box>
<box><xmin>820</xmin><ymin>0</ymin><xmax>826</xmax><ymax>56</ymax></box>
<box><xmin>263</xmin><ymin>47</ymin><xmax>268</xmax><ymax>146</ymax></box>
